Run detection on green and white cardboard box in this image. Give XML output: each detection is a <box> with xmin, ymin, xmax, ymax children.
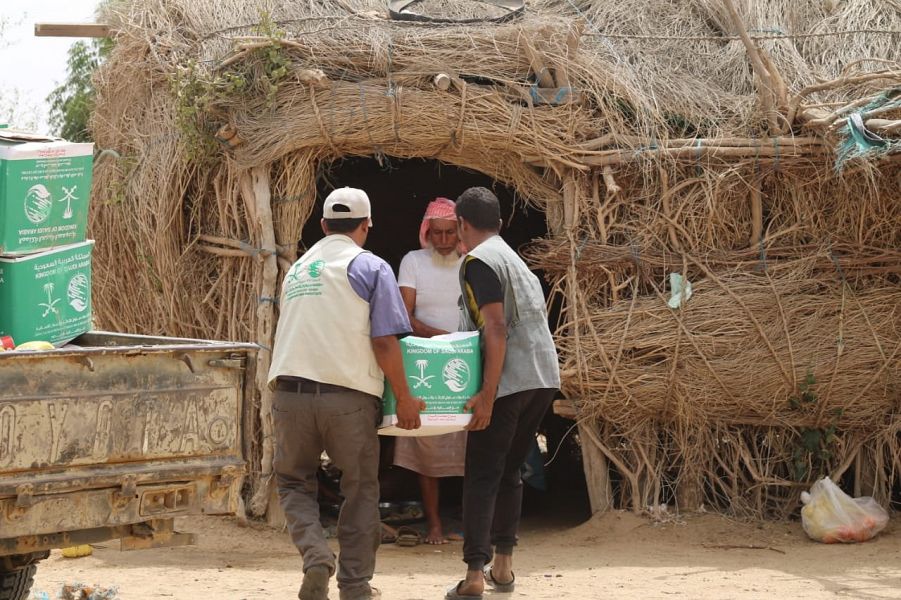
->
<box><xmin>0</xmin><ymin>240</ymin><xmax>94</xmax><ymax>346</ymax></box>
<box><xmin>0</xmin><ymin>131</ymin><xmax>94</xmax><ymax>255</ymax></box>
<box><xmin>380</xmin><ymin>331</ymin><xmax>481</xmax><ymax>436</ymax></box>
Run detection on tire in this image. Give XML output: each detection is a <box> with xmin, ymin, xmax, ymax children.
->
<box><xmin>0</xmin><ymin>564</ymin><xmax>36</xmax><ymax>600</ymax></box>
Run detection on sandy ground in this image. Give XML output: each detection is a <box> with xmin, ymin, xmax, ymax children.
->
<box><xmin>31</xmin><ymin>511</ymin><xmax>901</xmax><ymax>600</ymax></box>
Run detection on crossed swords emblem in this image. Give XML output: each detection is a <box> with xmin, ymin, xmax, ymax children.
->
<box><xmin>409</xmin><ymin>359</ymin><xmax>434</xmax><ymax>389</ymax></box>
<box><xmin>59</xmin><ymin>185</ymin><xmax>79</xmax><ymax>219</ymax></box>
<box><xmin>39</xmin><ymin>283</ymin><xmax>61</xmax><ymax>318</ymax></box>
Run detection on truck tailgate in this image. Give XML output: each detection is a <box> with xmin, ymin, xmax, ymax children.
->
<box><xmin>0</xmin><ymin>332</ymin><xmax>256</xmax><ymax>534</ymax></box>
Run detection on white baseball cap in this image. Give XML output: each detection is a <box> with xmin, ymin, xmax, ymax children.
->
<box><xmin>323</xmin><ymin>187</ymin><xmax>373</xmax><ymax>226</ymax></box>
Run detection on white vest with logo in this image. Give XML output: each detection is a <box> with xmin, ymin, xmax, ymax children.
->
<box><xmin>267</xmin><ymin>234</ymin><xmax>384</xmax><ymax>397</ymax></box>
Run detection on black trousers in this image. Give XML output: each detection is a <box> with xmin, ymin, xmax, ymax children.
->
<box><xmin>462</xmin><ymin>388</ymin><xmax>556</xmax><ymax>570</ymax></box>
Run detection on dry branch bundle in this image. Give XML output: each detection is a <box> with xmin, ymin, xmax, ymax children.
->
<box><xmin>558</xmin><ymin>259</ymin><xmax>900</xmax><ymax>429</ymax></box>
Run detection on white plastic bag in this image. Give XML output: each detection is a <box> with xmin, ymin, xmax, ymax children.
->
<box><xmin>667</xmin><ymin>272</ymin><xmax>692</xmax><ymax>309</ymax></box>
<box><xmin>800</xmin><ymin>476</ymin><xmax>889</xmax><ymax>543</ymax></box>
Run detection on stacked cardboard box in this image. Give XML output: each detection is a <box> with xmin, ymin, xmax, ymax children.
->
<box><xmin>0</xmin><ymin>132</ymin><xmax>94</xmax><ymax>346</ymax></box>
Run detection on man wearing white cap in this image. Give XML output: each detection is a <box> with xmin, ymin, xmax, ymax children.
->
<box><xmin>269</xmin><ymin>187</ymin><xmax>425</xmax><ymax>600</ymax></box>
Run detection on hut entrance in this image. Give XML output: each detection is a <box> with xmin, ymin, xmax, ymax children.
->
<box><xmin>303</xmin><ymin>157</ymin><xmax>546</xmax><ymax>273</ymax></box>
<box><xmin>303</xmin><ymin>156</ymin><xmax>590</xmax><ymax>526</ymax></box>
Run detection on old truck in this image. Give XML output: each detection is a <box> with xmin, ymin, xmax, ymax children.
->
<box><xmin>0</xmin><ymin>332</ymin><xmax>256</xmax><ymax>600</ymax></box>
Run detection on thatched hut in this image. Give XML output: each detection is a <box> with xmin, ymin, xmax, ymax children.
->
<box><xmin>89</xmin><ymin>0</ymin><xmax>900</xmax><ymax>520</ymax></box>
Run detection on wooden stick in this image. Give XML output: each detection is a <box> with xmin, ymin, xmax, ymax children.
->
<box><xmin>244</xmin><ymin>166</ymin><xmax>279</xmax><ymax>520</ymax></box>
<box><xmin>581</xmin><ymin>421</ymin><xmax>642</xmax><ymax>514</ymax></box>
<box><xmin>866</xmin><ymin>118</ymin><xmax>901</xmax><ymax>133</ymax></box>
<box><xmin>579</xmin><ymin>421</ymin><xmax>613</xmax><ymax>514</ymax></box>
<box><xmin>433</xmin><ymin>73</ymin><xmax>452</xmax><ymax>91</ymax></box>
<box><xmin>553</xmin><ymin>399</ymin><xmax>579</xmax><ymax>419</ymax></box>
<box><xmin>790</xmin><ymin>70</ymin><xmax>901</xmax><ymax>125</ymax></box>
<box><xmin>34</xmin><ymin>23</ymin><xmax>112</xmax><ymax>38</ymax></box>
<box><xmin>581</xmin><ymin>142</ymin><xmax>830</xmax><ymax>167</ymax></box>
<box><xmin>720</xmin><ymin>0</ymin><xmax>780</xmax><ymax>134</ymax></box>
<box><xmin>520</xmin><ymin>32</ymin><xmax>556</xmax><ymax>88</ymax></box>
<box><xmin>702</xmin><ymin>544</ymin><xmax>786</xmax><ymax>554</ymax></box>
<box><xmin>591</xmin><ymin>173</ymin><xmax>607</xmax><ymax>242</ymax></box>
<box><xmin>749</xmin><ymin>176</ymin><xmax>763</xmax><ymax>248</ymax></box>
<box><xmin>197</xmin><ymin>245</ymin><xmax>246</xmax><ymax>258</ymax></box>
<box><xmin>601</xmin><ymin>166</ymin><xmax>621</xmax><ymax>195</ymax></box>
<box><xmin>658</xmin><ymin>168</ymin><xmax>681</xmax><ymax>251</ymax></box>
<box><xmin>758</xmin><ymin>49</ymin><xmax>789</xmax><ymax>126</ymax></box>
<box><xmin>578</xmin><ymin>134</ymin><xmax>823</xmax><ymax>151</ymax></box>
<box><xmin>553</xmin><ymin>22</ymin><xmax>583</xmax><ymax>89</ymax></box>
<box><xmin>197</xmin><ymin>234</ymin><xmax>287</xmax><ymax>255</ymax></box>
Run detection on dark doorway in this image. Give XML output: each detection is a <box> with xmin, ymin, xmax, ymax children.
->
<box><xmin>306</xmin><ymin>156</ymin><xmax>589</xmax><ymax>528</ymax></box>
<box><xmin>303</xmin><ymin>157</ymin><xmax>548</xmax><ymax>273</ymax></box>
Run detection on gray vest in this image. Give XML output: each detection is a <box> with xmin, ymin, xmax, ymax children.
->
<box><xmin>460</xmin><ymin>235</ymin><xmax>561</xmax><ymax>398</ymax></box>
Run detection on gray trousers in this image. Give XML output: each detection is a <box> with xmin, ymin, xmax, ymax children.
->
<box><xmin>272</xmin><ymin>382</ymin><xmax>381</xmax><ymax>594</ymax></box>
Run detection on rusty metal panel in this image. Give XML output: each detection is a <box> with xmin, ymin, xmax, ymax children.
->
<box><xmin>0</xmin><ymin>332</ymin><xmax>256</xmax><ymax>475</ymax></box>
<box><xmin>0</xmin><ymin>467</ymin><xmax>242</xmax><ymax>539</ymax></box>
<box><xmin>0</xmin><ymin>457</ymin><xmax>242</xmax><ymax>496</ymax></box>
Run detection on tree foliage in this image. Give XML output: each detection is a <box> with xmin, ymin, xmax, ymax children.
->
<box><xmin>47</xmin><ymin>38</ymin><xmax>112</xmax><ymax>142</ymax></box>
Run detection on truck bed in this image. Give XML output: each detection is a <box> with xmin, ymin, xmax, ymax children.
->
<box><xmin>0</xmin><ymin>332</ymin><xmax>256</xmax><ymax>547</ymax></box>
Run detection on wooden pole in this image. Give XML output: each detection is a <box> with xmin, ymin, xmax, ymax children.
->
<box><xmin>34</xmin><ymin>23</ymin><xmax>112</xmax><ymax>37</ymax></box>
<box><xmin>242</xmin><ymin>166</ymin><xmax>280</xmax><ymax>521</ymax></box>
<box><xmin>561</xmin><ymin>173</ymin><xmax>613</xmax><ymax>515</ymax></box>
<box><xmin>579</xmin><ymin>420</ymin><xmax>613</xmax><ymax>514</ymax></box>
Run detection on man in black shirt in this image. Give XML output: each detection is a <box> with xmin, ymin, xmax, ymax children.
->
<box><xmin>446</xmin><ymin>187</ymin><xmax>560</xmax><ymax>600</ymax></box>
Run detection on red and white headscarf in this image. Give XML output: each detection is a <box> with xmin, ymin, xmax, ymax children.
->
<box><xmin>418</xmin><ymin>197</ymin><xmax>458</xmax><ymax>249</ymax></box>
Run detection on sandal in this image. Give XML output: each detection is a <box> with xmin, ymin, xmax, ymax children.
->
<box><xmin>380</xmin><ymin>523</ymin><xmax>398</xmax><ymax>544</ymax></box>
<box><xmin>444</xmin><ymin>581</ymin><xmax>483</xmax><ymax>599</ymax></box>
<box><xmin>395</xmin><ymin>525</ymin><xmax>421</xmax><ymax>547</ymax></box>
<box><xmin>483</xmin><ymin>566</ymin><xmax>515</xmax><ymax>593</ymax></box>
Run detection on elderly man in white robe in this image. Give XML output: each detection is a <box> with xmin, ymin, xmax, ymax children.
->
<box><xmin>393</xmin><ymin>197</ymin><xmax>466</xmax><ymax>545</ymax></box>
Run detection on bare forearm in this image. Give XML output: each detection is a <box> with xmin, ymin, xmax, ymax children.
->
<box><xmin>372</xmin><ymin>335</ymin><xmax>411</xmax><ymax>397</ymax></box>
<box><xmin>410</xmin><ymin>317</ymin><xmax>449</xmax><ymax>338</ymax></box>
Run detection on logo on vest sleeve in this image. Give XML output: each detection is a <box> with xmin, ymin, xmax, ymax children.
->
<box><xmin>442</xmin><ymin>359</ymin><xmax>471</xmax><ymax>392</ymax></box>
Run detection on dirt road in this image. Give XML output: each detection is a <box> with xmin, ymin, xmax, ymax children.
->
<box><xmin>31</xmin><ymin>511</ymin><xmax>901</xmax><ymax>599</ymax></box>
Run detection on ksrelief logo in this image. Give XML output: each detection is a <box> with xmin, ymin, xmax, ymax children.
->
<box><xmin>67</xmin><ymin>273</ymin><xmax>90</xmax><ymax>312</ymax></box>
<box><xmin>442</xmin><ymin>359</ymin><xmax>471</xmax><ymax>393</ymax></box>
<box><xmin>24</xmin><ymin>184</ymin><xmax>53</xmax><ymax>224</ymax></box>
<box><xmin>283</xmin><ymin>258</ymin><xmax>327</xmax><ymax>300</ymax></box>
<box><xmin>308</xmin><ymin>260</ymin><xmax>325</xmax><ymax>278</ymax></box>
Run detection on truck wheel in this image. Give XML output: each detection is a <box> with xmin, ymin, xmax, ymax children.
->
<box><xmin>0</xmin><ymin>563</ymin><xmax>36</xmax><ymax>600</ymax></box>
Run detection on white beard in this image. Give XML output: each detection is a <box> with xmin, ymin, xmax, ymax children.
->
<box><xmin>430</xmin><ymin>248</ymin><xmax>461</xmax><ymax>267</ymax></box>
